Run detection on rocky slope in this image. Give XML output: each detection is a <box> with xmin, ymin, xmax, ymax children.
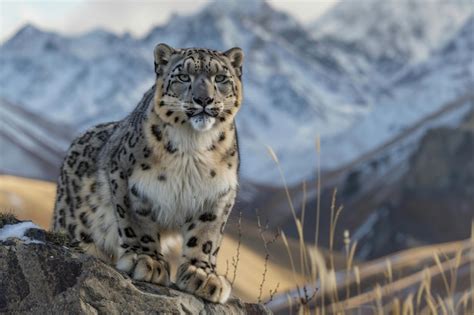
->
<box><xmin>0</xmin><ymin>217</ymin><xmax>271</xmax><ymax>314</ymax></box>
<box><xmin>393</xmin><ymin>123</ymin><xmax>474</xmax><ymax>245</ymax></box>
<box><xmin>340</xmin><ymin>112</ymin><xmax>474</xmax><ymax>259</ymax></box>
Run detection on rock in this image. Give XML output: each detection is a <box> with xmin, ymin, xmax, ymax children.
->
<box><xmin>0</xmin><ymin>222</ymin><xmax>271</xmax><ymax>315</ymax></box>
<box><xmin>395</xmin><ymin>126</ymin><xmax>474</xmax><ymax>243</ymax></box>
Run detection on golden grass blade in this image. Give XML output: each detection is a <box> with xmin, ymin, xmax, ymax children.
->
<box><xmin>454</xmin><ymin>291</ymin><xmax>469</xmax><ymax>314</ymax></box>
<box><xmin>314</xmin><ymin>135</ymin><xmax>321</xmax><ymax>249</ymax></box>
<box><xmin>344</xmin><ymin>230</ymin><xmax>350</xmax><ymax>254</ymax></box>
<box><xmin>347</xmin><ymin>241</ymin><xmax>358</xmax><ymax>273</ymax></box>
<box><xmin>402</xmin><ymin>294</ymin><xmax>414</xmax><ymax>315</ymax></box>
<box><xmin>433</xmin><ymin>252</ymin><xmax>450</xmax><ymax>296</ymax></box>
<box><xmin>436</xmin><ymin>295</ymin><xmax>448</xmax><ymax>315</ymax></box>
<box><xmin>265</xmin><ymin>145</ymin><xmax>297</xmax><ymax>224</ymax></box>
<box><xmin>391</xmin><ymin>298</ymin><xmax>401</xmax><ymax>315</ymax></box>
<box><xmin>281</xmin><ymin>230</ymin><xmax>301</xmax><ymax>301</ymax></box>
<box><xmin>422</xmin><ymin>268</ymin><xmax>436</xmax><ymax>315</ymax></box>
<box><xmin>471</xmin><ymin>221</ymin><xmax>474</xmax><ymax>315</ymax></box>
<box><xmin>308</xmin><ymin>247</ymin><xmax>328</xmax><ymax>297</ymax></box>
<box><xmin>295</xmin><ymin>218</ymin><xmax>310</xmax><ymax>290</ymax></box>
<box><xmin>301</xmin><ymin>181</ymin><xmax>307</xmax><ymax>227</ymax></box>
<box><xmin>385</xmin><ymin>258</ymin><xmax>393</xmax><ymax>285</ymax></box>
<box><xmin>329</xmin><ymin>203</ymin><xmax>343</xmax><ymax>273</ymax></box>
<box><xmin>375</xmin><ymin>284</ymin><xmax>383</xmax><ymax>315</ymax></box>
<box><xmin>425</xmin><ymin>294</ymin><xmax>438</xmax><ymax>315</ymax></box>
<box><xmin>265</xmin><ymin>145</ymin><xmax>279</xmax><ymax>164</ymax></box>
<box><xmin>449</xmin><ymin>248</ymin><xmax>462</xmax><ymax>297</ymax></box>
<box><xmin>416</xmin><ymin>269</ymin><xmax>429</xmax><ymax>310</ymax></box>
<box><xmin>354</xmin><ymin>265</ymin><xmax>361</xmax><ymax>297</ymax></box>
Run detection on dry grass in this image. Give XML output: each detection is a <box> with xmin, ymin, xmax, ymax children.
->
<box><xmin>0</xmin><ymin>175</ymin><xmax>56</xmax><ymax>228</ymax></box>
<box><xmin>262</xmin><ymin>145</ymin><xmax>473</xmax><ymax>315</ymax></box>
<box><xmin>0</xmin><ymin>211</ymin><xmax>20</xmax><ymax>228</ymax></box>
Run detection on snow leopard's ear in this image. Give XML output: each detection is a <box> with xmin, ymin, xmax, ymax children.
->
<box><xmin>224</xmin><ymin>47</ymin><xmax>244</xmax><ymax>78</ymax></box>
<box><xmin>154</xmin><ymin>43</ymin><xmax>175</xmax><ymax>76</ymax></box>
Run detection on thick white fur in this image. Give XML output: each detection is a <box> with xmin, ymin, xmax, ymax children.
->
<box><xmin>130</xmin><ymin>119</ymin><xmax>237</xmax><ymax>229</ymax></box>
<box><xmin>190</xmin><ymin>114</ymin><xmax>215</xmax><ymax>131</ymax></box>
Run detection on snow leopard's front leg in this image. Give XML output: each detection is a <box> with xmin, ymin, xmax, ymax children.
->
<box><xmin>176</xmin><ymin>188</ymin><xmax>236</xmax><ymax>303</ymax></box>
<box><xmin>109</xmin><ymin>164</ymin><xmax>170</xmax><ymax>287</ymax></box>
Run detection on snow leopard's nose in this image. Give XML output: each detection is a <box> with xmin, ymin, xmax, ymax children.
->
<box><xmin>193</xmin><ymin>96</ymin><xmax>214</xmax><ymax>106</ymax></box>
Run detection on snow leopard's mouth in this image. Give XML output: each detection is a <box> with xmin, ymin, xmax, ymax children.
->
<box><xmin>189</xmin><ymin>113</ymin><xmax>216</xmax><ymax>131</ymax></box>
<box><xmin>187</xmin><ymin>107</ymin><xmax>219</xmax><ymax>118</ymax></box>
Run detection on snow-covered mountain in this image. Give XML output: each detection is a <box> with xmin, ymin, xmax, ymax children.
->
<box><xmin>0</xmin><ymin>99</ymin><xmax>73</xmax><ymax>180</ymax></box>
<box><xmin>0</xmin><ymin>0</ymin><xmax>473</xmax><ymax>185</ymax></box>
<box><xmin>309</xmin><ymin>0</ymin><xmax>473</xmax><ymax>96</ymax></box>
<box><xmin>0</xmin><ymin>25</ymin><xmax>149</xmax><ymax>127</ymax></box>
<box><xmin>317</xmin><ymin>14</ymin><xmax>474</xmax><ymax>170</ymax></box>
<box><xmin>0</xmin><ymin>0</ymin><xmax>368</xmax><ymax>184</ymax></box>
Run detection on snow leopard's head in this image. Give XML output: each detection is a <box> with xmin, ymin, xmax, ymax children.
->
<box><xmin>153</xmin><ymin>44</ymin><xmax>243</xmax><ymax>132</ymax></box>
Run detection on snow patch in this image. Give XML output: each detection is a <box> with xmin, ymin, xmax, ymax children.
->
<box><xmin>0</xmin><ymin>221</ymin><xmax>43</xmax><ymax>244</ymax></box>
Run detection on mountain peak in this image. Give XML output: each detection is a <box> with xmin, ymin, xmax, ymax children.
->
<box><xmin>3</xmin><ymin>23</ymin><xmax>43</xmax><ymax>45</ymax></box>
<box><xmin>16</xmin><ymin>23</ymin><xmax>42</xmax><ymax>35</ymax></box>
<box><xmin>209</xmin><ymin>0</ymin><xmax>268</xmax><ymax>16</ymax></box>
<box><xmin>2</xmin><ymin>23</ymin><xmax>60</xmax><ymax>49</ymax></box>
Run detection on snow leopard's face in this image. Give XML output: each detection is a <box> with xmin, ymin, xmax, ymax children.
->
<box><xmin>153</xmin><ymin>44</ymin><xmax>243</xmax><ymax>132</ymax></box>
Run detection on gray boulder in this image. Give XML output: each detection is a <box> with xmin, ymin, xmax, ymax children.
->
<box><xmin>395</xmin><ymin>123</ymin><xmax>474</xmax><ymax>243</ymax></box>
<box><xmin>0</xmin><ymin>219</ymin><xmax>271</xmax><ymax>315</ymax></box>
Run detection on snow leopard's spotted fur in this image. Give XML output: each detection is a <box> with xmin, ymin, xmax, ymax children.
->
<box><xmin>52</xmin><ymin>44</ymin><xmax>244</xmax><ymax>303</ymax></box>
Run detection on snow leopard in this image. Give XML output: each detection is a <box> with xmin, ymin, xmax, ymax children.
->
<box><xmin>52</xmin><ymin>43</ymin><xmax>244</xmax><ymax>303</ymax></box>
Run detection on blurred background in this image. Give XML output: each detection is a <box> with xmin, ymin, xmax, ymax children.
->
<box><xmin>1</xmin><ymin>0</ymin><xmax>473</xmax><ymax>313</ymax></box>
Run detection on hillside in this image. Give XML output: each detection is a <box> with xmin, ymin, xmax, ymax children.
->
<box><xmin>0</xmin><ymin>99</ymin><xmax>73</xmax><ymax>181</ymax></box>
<box><xmin>282</xmin><ymin>103</ymin><xmax>473</xmax><ymax>260</ymax></box>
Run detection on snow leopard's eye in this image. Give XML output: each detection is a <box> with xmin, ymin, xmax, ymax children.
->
<box><xmin>215</xmin><ymin>75</ymin><xmax>227</xmax><ymax>83</ymax></box>
<box><xmin>177</xmin><ymin>74</ymin><xmax>191</xmax><ymax>82</ymax></box>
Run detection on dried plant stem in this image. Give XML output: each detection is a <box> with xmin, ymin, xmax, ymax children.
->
<box><xmin>297</xmin><ymin>181</ymin><xmax>312</xmax><ymax>294</ymax></box>
<box><xmin>433</xmin><ymin>252</ymin><xmax>451</xmax><ymax>297</ymax></box>
<box><xmin>230</xmin><ymin>211</ymin><xmax>242</xmax><ymax>287</ymax></box>
<box><xmin>301</xmin><ymin>181</ymin><xmax>307</xmax><ymax>227</ymax></box>
<box><xmin>315</xmin><ymin>135</ymin><xmax>322</xmax><ymax>249</ymax></box>
<box><xmin>471</xmin><ymin>221</ymin><xmax>474</xmax><ymax>315</ymax></box>
<box><xmin>256</xmin><ymin>210</ymin><xmax>279</xmax><ymax>304</ymax></box>
<box><xmin>265</xmin><ymin>145</ymin><xmax>297</xmax><ymax>224</ymax></box>
<box><xmin>265</xmin><ymin>283</ymin><xmax>280</xmax><ymax>305</ymax></box>
<box><xmin>282</xmin><ymin>231</ymin><xmax>302</xmax><ymax>302</ymax></box>
<box><xmin>329</xmin><ymin>189</ymin><xmax>343</xmax><ymax>272</ymax></box>
<box><xmin>224</xmin><ymin>259</ymin><xmax>229</xmax><ymax>278</ymax></box>
<box><xmin>298</xmin><ymin>183</ymin><xmax>310</xmax><ymax>296</ymax></box>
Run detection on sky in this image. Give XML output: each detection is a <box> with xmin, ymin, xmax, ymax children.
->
<box><xmin>0</xmin><ymin>0</ymin><xmax>339</xmax><ymax>42</ymax></box>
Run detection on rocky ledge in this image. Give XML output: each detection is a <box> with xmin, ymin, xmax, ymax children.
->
<box><xmin>0</xmin><ymin>216</ymin><xmax>271</xmax><ymax>314</ymax></box>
